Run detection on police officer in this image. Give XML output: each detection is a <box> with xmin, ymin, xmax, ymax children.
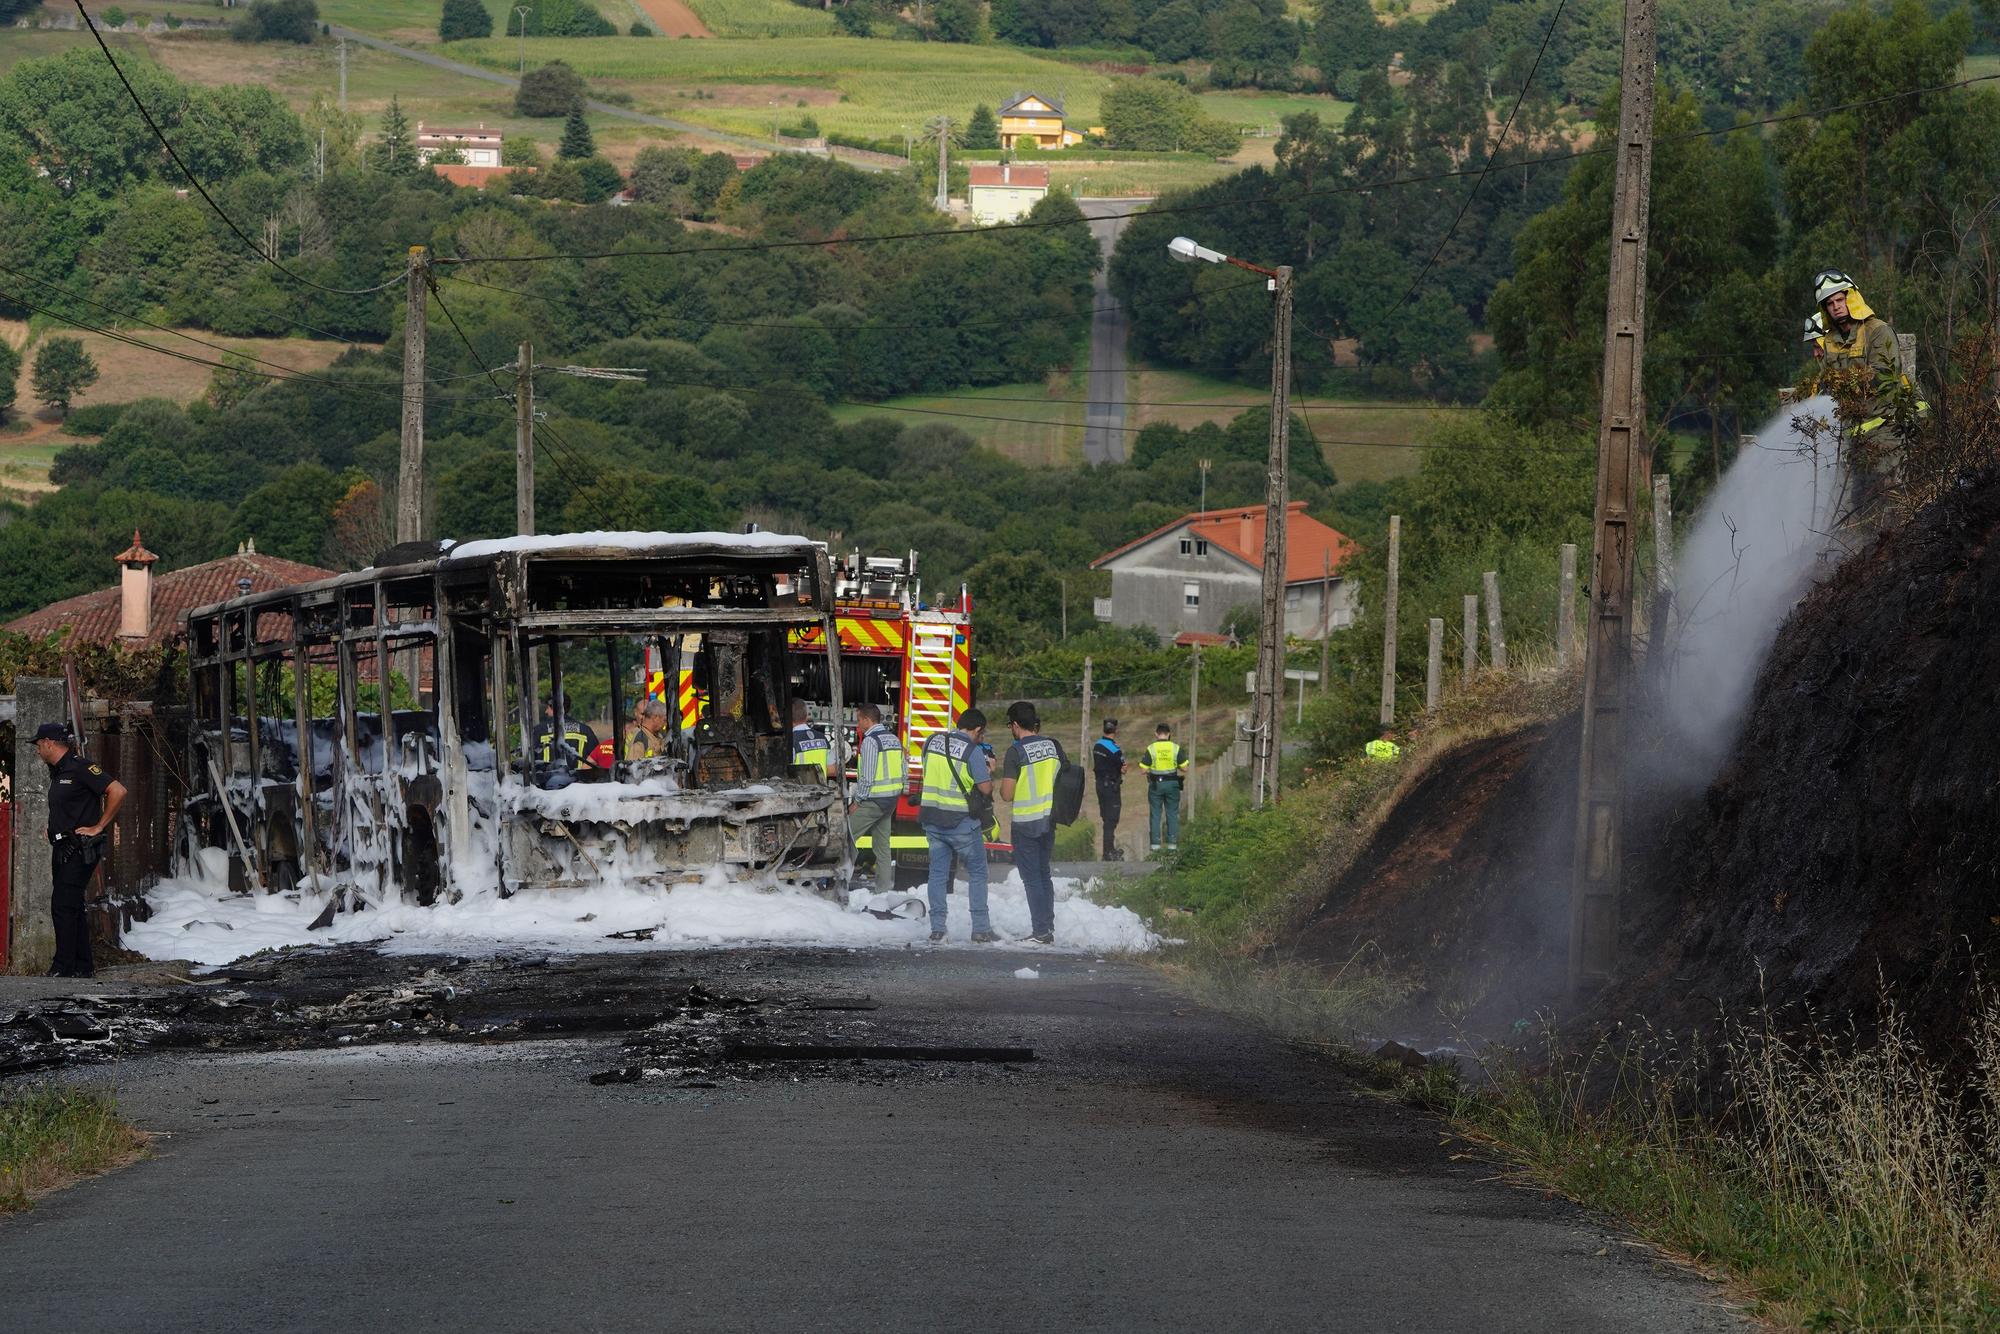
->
<box><xmin>1091</xmin><ymin>718</ymin><xmax>1127</xmax><ymax>861</ymax></box>
<box><xmin>790</xmin><ymin>698</ymin><xmax>831</xmax><ymax>778</ymax></box>
<box><xmin>999</xmin><ymin>701</ymin><xmax>1065</xmax><ymax>944</ymax></box>
<box><xmin>33</xmin><ymin>723</ymin><xmax>125</xmax><ymax>979</ymax></box>
<box><xmin>918</xmin><ymin>708</ymin><xmax>997</xmax><ymax>944</ymax></box>
<box><xmin>849</xmin><ymin>702</ymin><xmax>904</xmax><ymax>880</ymax></box>
<box><xmin>1141</xmin><ymin>722</ymin><xmax>1188</xmax><ymax>854</ymax></box>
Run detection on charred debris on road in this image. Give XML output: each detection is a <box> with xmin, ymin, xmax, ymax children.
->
<box><xmin>1</xmin><ymin>946</ymin><xmax>1037</xmax><ymax>1088</ymax></box>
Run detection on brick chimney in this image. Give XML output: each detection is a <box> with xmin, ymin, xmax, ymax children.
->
<box><xmin>1238</xmin><ymin>510</ymin><xmax>1255</xmax><ymax>556</ymax></box>
<box><xmin>115</xmin><ymin>528</ymin><xmax>160</xmax><ymax>641</ymax></box>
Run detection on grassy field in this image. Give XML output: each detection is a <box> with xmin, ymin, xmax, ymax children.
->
<box><xmin>830</xmin><ymin>378</ymin><xmax>1086</xmax><ymax>467</ymax></box>
<box><xmin>1129</xmin><ymin>368</ymin><xmax>1465</xmax><ymax>486</ymax></box>
<box><xmin>450</xmin><ymin>35</ymin><xmax>1356</xmax><ymax>144</ymax></box>
<box><xmin>685</xmin><ymin>0</ymin><xmax>838</xmax><ymax>38</ymax></box>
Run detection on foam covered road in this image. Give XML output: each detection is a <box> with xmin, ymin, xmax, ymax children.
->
<box><xmin>0</xmin><ymin>949</ymin><xmax>1742</xmax><ymax>1332</ymax></box>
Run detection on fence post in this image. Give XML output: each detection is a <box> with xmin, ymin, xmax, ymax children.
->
<box><xmin>1483</xmin><ymin>571</ymin><xmax>1507</xmax><ymax>671</ymax></box>
<box><xmin>1379</xmin><ymin>515</ymin><xmax>1401</xmax><ymax>726</ymax></box>
<box><xmin>1558</xmin><ymin>543</ymin><xmax>1578</xmax><ymax>670</ymax></box>
<box><xmin>8</xmin><ymin>677</ymin><xmax>63</xmax><ymax>975</ymax></box>
<box><xmin>1652</xmin><ymin>474</ymin><xmax>1674</xmax><ymax>602</ymax></box>
<box><xmin>1462</xmin><ymin>594</ymin><xmax>1478</xmax><ymax>685</ymax></box>
<box><xmin>1079</xmin><ymin>656</ymin><xmax>1092</xmax><ymax>761</ymax></box>
<box><xmin>1426</xmin><ymin>618</ymin><xmax>1443</xmax><ymax>710</ymax></box>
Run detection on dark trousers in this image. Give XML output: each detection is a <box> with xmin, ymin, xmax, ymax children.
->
<box><xmin>1095</xmin><ymin>784</ymin><xmax>1121</xmax><ymax>857</ymax></box>
<box><xmin>1013</xmin><ymin>826</ymin><xmax>1056</xmax><ymax>938</ymax></box>
<box><xmin>51</xmin><ymin>847</ymin><xmax>95</xmax><ymax>975</ymax></box>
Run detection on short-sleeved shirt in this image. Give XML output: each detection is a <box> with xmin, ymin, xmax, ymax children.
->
<box><xmin>1091</xmin><ymin>736</ymin><xmax>1124</xmax><ymax>786</ymax></box>
<box><xmin>47</xmin><ymin>749</ymin><xmax>113</xmax><ymax>838</ymax></box>
<box><xmin>1002</xmin><ymin>734</ymin><xmax>1066</xmax><ymax>838</ymax></box>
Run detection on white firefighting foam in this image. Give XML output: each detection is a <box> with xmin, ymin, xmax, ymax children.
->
<box><xmin>125</xmin><ymin>864</ymin><xmax>1159</xmax><ymax>967</ymax></box>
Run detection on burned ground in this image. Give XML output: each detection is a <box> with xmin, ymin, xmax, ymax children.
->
<box><xmin>1279</xmin><ymin>470</ymin><xmax>2000</xmax><ymax>1058</ymax></box>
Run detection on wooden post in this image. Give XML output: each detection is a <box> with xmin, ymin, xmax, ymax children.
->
<box><xmin>396</xmin><ymin>246</ymin><xmax>429</xmax><ymax>544</ymax></box>
<box><xmin>1379</xmin><ymin>514</ymin><xmax>1400</xmax><ymax>726</ymax></box>
<box><xmin>1250</xmin><ymin>266</ymin><xmax>1295</xmax><ymax>809</ymax></box>
<box><xmin>1651</xmin><ymin>474</ymin><xmax>1673</xmax><ymax>602</ymax></box>
<box><xmin>1079</xmin><ymin>656</ymin><xmax>1093</xmax><ymax>762</ymax></box>
<box><xmin>1426</xmin><ymin>618</ymin><xmax>1442</xmax><ymax>710</ymax></box>
<box><xmin>1558</xmin><ymin>544</ymin><xmax>1578</xmax><ymax>670</ymax></box>
<box><xmin>1318</xmin><ymin>550</ymin><xmax>1332</xmax><ymax>696</ymax></box>
<box><xmin>515</xmin><ymin>341</ymin><xmax>534</xmax><ymax>536</ymax></box>
<box><xmin>1895</xmin><ymin>332</ymin><xmax>1917</xmax><ymax>383</ymax></box>
<box><xmin>1187</xmin><ymin>646</ymin><xmax>1200</xmax><ymax>775</ymax></box>
<box><xmin>1462</xmin><ymin>594</ymin><xmax>1477</xmax><ymax>685</ymax></box>
<box><xmin>1483</xmin><ymin>570</ymin><xmax>1507</xmax><ymax>670</ymax></box>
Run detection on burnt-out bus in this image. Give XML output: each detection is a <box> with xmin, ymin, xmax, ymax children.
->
<box><xmin>179</xmin><ymin>532</ymin><xmax>851</xmax><ymax>910</ymax></box>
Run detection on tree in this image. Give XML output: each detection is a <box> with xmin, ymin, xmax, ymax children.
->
<box><xmin>964</xmin><ymin>103</ymin><xmax>999</xmax><ymax>149</ymax></box>
<box><xmin>506</xmin><ymin>0</ymin><xmax>616</xmax><ymax>37</ymax></box>
<box><xmin>1310</xmin><ymin>0</ymin><xmax>1383</xmax><ymax>88</ymax></box>
<box><xmin>517</xmin><ymin>61</ymin><xmax>588</xmax><ymax>118</ymax></box>
<box><xmin>0</xmin><ymin>340</ymin><xmax>17</xmax><ymax>420</ymax></box>
<box><xmin>371</xmin><ymin>96</ymin><xmax>418</xmax><ymax>175</ymax></box>
<box><xmin>232</xmin><ymin>0</ymin><xmax>319</xmax><ymax>43</ymax></box>
<box><xmin>558</xmin><ymin>105</ymin><xmax>595</xmax><ymax>159</ymax></box>
<box><xmin>833</xmin><ymin>2</ymin><xmax>872</xmax><ymax>36</ymax></box>
<box><xmin>438</xmin><ymin>0</ymin><xmax>492</xmax><ymax>40</ymax></box>
<box><xmin>573</xmin><ymin>154</ymin><xmax>624</xmax><ymax>202</ymax></box>
<box><xmin>231</xmin><ymin>463</ymin><xmax>353</xmax><ymax>564</ymax></box>
<box><xmin>1139</xmin><ymin>0</ymin><xmax>1204</xmax><ymax>62</ymax></box>
<box><xmin>206</xmin><ymin>352</ymin><xmax>261</xmax><ymax>411</ymax></box>
<box><xmin>930</xmin><ymin>0</ymin><xmax>984</xmax><ymax>42</ymax></box>
<box><xmin>501</xmin><ymin>135</ymin><xmax>543</xmax><ymax>168</ymax></box>
<box><xmin>31</xmin><ymin>337</ymin><xmax>99</xmax><ymax>417</ymax></box>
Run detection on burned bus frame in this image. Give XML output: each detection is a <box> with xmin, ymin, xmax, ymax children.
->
<box><xmin>180</xmin><ymin>534</ymin><xmax>849</xmax><ymax>907</ymax></box>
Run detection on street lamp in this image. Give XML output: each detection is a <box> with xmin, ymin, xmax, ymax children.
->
<box><xmin>1168</xmin><ymin>235</ymin><xmax>1293</xmax><ymax>809</ymax></box>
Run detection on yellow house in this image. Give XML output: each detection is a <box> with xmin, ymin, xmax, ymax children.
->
<box><xmin>998</xmin><ymin>93</ymin><xmax>1084</xmax><ymax>151</ymax></box>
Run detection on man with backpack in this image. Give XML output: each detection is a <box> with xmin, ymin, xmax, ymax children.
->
<box><xmin>999</xmin><ymin>701</ymin><xmax>1066</xmax><ymax>944</ymax></box>
<box><xmin>918</xmin><ymin>708</ymin><xmax>998</xmax><ymax>944</ymax></box>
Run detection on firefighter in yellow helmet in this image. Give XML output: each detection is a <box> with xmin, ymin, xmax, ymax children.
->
<box><xmin>1811</xmin><ymin>269</ymin><xmax>1911</xmax><ymax>522</ymax></box>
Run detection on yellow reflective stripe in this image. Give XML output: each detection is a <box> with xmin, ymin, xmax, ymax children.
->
<box><xmin>1857</xmin><ymin>417</ymin><xmax>1886</xmax><ymax>435</ymax></box>
<box><xmin>1014</xmin><ymin>754</ymin><xmax>1058</xmax><ymax>822</ymax></box>
<box><xmin>864</xmin><ymin>727</ymin><xmax>906</xmax><ymax>797</ymax></box>
<box><xmin>920</xmin><ymin>735</ymin><xmax>969</xmax><ymax>812</ymax></box>
<box><xmin>855</xmin><ymin>835</ymin><xmax>932</xmax><ymax>850</ymax></box>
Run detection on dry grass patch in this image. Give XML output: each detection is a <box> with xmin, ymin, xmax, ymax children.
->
<box><xmin>0</xmin><ymin>1086</ymin><xmax>148</xmax><ymax>1214</ymax></box>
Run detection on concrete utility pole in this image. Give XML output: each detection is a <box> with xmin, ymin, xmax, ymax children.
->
<box><xmin>1571</xmin><ymin>0</ymin><xmax>1657</xmax><ymax>995</ymax></box>
<box><xmin>1188</xmin><ymin>646</ymin><xmax>1201</xmax><ymax>774</ymax></box>
<box><xmin>516</xmin><ymin>342</ymin><xmax>535</xmax><ymax>536</ymax></box>
<box><xmin>397</xmin><ymin>246</ymin><xmax>430</xmax><ymax>544</ymax></box>
<box><xmin>1317</xmin><ymin>550</ymin><xmax>1332</xmax><ymax>696</ymax></box>
<box><xmin>1651</xmin><ymin>474</ymin><xmax>1673</xmax><ymax>601</ymax></box>
<box><xmin>1251</xmin><ymin>265</ymin><xmax>1294</xmax><ymax>807</ymax></box>
<box><xmin>1484</xmin><ymin>570</ymin><xmax>1507</xmax><ymax>670</ymax></box>
<box><xmin>337</xmin><ymin>38</ymin><xmax>348</xmax><ymax>111</ymax></box>
<box><xmin>8</xmin><ymin>678</ymin><xmax>62</xmax><ymax>974</ymax></box>
<box><xmin>1558</xmin><ymin>543</ymin><xmax>1578</xmax><ymax>669</ymax></box>
<box><xmin>515</xmin><ymin>7</ymin><xmax>530</xmax><ymax>74</ymax></box>
<box><xmin>1462</xmin><ymin>594</ymin><xmax>1477</xmax><ymax>685</ymax></box>
<box><xmin>929</xmin><ymin>115</ymin><xmax>952</xmax><ymax>213</ymax></box>
<box><xmin>1426</xmin><ymin>618</ymin><xmax>1443</xmax><ymax>710</ymax></box>
<box><xmin>1379</xmin><ymin>514</ymin><xmax>1401</xmax><ymax>727</ymax></box>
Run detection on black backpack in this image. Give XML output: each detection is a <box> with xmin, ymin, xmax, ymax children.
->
<box><xmin>1052</xmin><ymin>750</ymin><xmax>1086</xmax><ymax>827</ymax></box>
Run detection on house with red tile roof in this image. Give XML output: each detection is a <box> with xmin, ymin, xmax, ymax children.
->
<box><xmin>4</xmin><ymin>532</ymin><xmax>336</xmax><ymax>650</ymax></box>
<box><xmin>1089</xmin><ymin>502</ymin><xmax>1359</xmax><ymax>641</ymax></box>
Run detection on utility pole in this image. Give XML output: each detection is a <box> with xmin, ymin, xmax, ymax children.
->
<box><xmin>515</xmin><ymin>342</ymin><xmax>534</xmax><ymax>536</ymax></box>
<box><xmin>1079</xmin><ymin>657</ymin><xmax>1093</xmax><ymax>762</ymax></box>
<box><xmin>1558</xmin><ymin>543</ymin><xmax>1578</xmax><ymax>669</ymax></box>
<box><xmin>1484</xmin><ymin>570</ymin><xmax>1507</xmax><ymax>670</ymax></box>
<box><xmin>1249</xmin><ymin>266</ymin><xmax>1294</xmax><ymax>807</ymax></box>
<box><xmin>1059</xmin><ymin>577</ymin><xmax>1067</xmax><ymax>640</ymax></box>
<box><xmin>397</xmin><ymin>246</ymin><xmax>430</xmax><ymax>544</ymax></box>
<box><xmin>929</xmin><ymin>115</ymin><xmax>952</xmax><ymax>214</ymax></box>
<box><xmin>1462</xmin><ymin>594</ymin><xmax>1477</xmax><ymax>685</ymax></box>
<box><xmin>1188</xmin><ymin>646</ymin><xmax>1201</xmax><ymax>773</ymax></box>
<box><xmin>1571</xmin><ymin>0</ymin><xmax>1657</xmax><ymax>995</ymax></box>
<box><xmin>1379</xmin><ymin>514</ymin><xmax>1400</xmax><ymax>727</ymax></box>
<box><xmin>1651</xmin><ymin>474</ymin><xmax>1673</xmax><ymax>601</ymax></box>
<box><xmin>316</xmin><ymin>126</ymin><xmax>326</xmax><ymax>184</ymax></box>
<box><xmin>1198</xmin><ymin>457</ymin><xmax>1211</xmax><ymax>512</ymax></box>
<box><xmin>515</xmin><ymin>7</ymin><xmax>530</xmax><ymax>74</ymax></box>
<box><xmin>336</xmin><ymin>38</ymin><xmax>348</xmax><ymax>111</ymax></box>
<box><xmin>1317</xmin><ymin>550</ymin><xmax>1332</xmax><ymax>696</ymax></box>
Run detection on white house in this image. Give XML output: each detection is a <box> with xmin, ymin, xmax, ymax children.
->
<box><xmin>967</xmin><ymin>163</ymin><xmax>1050</xmax><ymax>224</ymax></box>
<box><xmin>416</xmin><ymin>123</ymin><xmax>504</xmax><ymax>168</ymax></box>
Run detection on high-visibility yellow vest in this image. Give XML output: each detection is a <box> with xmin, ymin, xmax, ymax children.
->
<box><xmin>861</xmin><ymin>724</ymin><xmax>905</xmax><ymax>799</ymax></box>
<box><xmin>1365</xmin><ymin>739</ymin><xmax>1402</xmax><ymax>761</ymax></box>
<box><xmin>623</xmin><ymin>723</ymin><xmax>666</xmax><ymax>761</ymax></box>
<box><xmin>1142</xmin><ymin>739</ymin><xmax>1183</xmax><ymax>777</ymax></box>
<box><xmin>920</xmin><ymin>730</ymin><xmax>976</xmax><ymax>815</ymax></box>
<box><xmin>537</xmin><ymin>726</ymin><xmax>593</xmax><ymax>765</ymax></box>
<box><xmin>792</xmin><ymin>722</ymin><xmax>830</xmax><ymax>776</ymax></box>
<box><xmin>1009</xmin><ymin>735</ymin><xmax>1062</xmax><ymax>824</ymax></box>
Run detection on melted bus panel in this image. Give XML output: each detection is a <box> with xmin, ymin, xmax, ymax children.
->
<box><xmin>180</xmin><ymin>533</ymin><xmax>850</xmax><ymax>910</ymax></box>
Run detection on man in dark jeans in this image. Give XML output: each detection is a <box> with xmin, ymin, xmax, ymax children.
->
<box><xmin>999</xmin><ymin>701</ymin><xmax>1065</xmax><ymax>944</ymax></box>
<box><xmin>1091</xmin><ymin>718</ymin><xmax>1127</xmax><ymax>860</ymax></box>
<box><xmin>33</xmin><ymin>723</ymin><xmax>126</xmax><ymax>979</ymax></box>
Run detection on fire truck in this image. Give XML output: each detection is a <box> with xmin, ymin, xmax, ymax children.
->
<box><xmin>645</xmin><ymin>551</ymin><xmax>989</xmax><ymax>888</ymax></box>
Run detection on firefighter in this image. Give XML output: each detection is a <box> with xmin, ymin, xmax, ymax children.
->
<box><xmin>789</xmin><ymin>698</ymin><xmax>831</xmax><ymax>778</ymax></box>
<box><xmin>535</xmin><ymin>697</ymin><xmax>599</xmax><ymax>775</ymax></box>
<box><xmin>622</xmin><ymin>699</ymin><xmax>671</xmax><ymax>761</ymax></box>
<box><xmin>1365</xmin><ymin>732</ymin><xmax>1402</xmax><ymax>761</ymax></box>
<box><xmin>1803</xmin><ymin>312</ymin><xmax>1826</xmax><ymax>360</ymax></box>
<box><xmin>1091</xmin><ymin>718</ymin><xmax>1127</xmax><ymax>861</ymax></box>
<box><xmin>33</xmin><ymin>723</ymin><xmax>125</xmax><ymax>979</ymax></box>
<box><xmin>1141</xmin><ymin>722</ymin><xmax>1188</xmax><ymax>854</ymax></box>
<box><xmin>849</xmin><ymin>702</ymin><xmax>903</xmax><ymax>881</ymax></box>
<box><xmin>1812</xmin><ymin>269</ymin><xmax>1911</xmax><ymax>521</ymax></box>
<box><xmin>918</xmin><ymin>707</ymin><xmax>997</xmax><ymax>944</ymax></box>
<box><xmin>999</xmin><ymin>701</ymin><xmax>1065</xmax><ymax>944</ymax></box>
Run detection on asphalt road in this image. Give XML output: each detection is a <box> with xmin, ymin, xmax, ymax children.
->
<box><xmin>0</xmin><ymin>948</ymin><xmax>1742</xmax><ymax>1333</ymax></box>
<box><xmin>1079</xmin><ymin>199</ymin><xmax>1146</xmax><ymax>466</ymax></box>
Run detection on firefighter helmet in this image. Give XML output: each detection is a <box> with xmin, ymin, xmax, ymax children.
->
<box><xmin>1813</xmin><ymin>269</ymin><xmax>1858</xmax><ymax>307</ymax></box>
<box><xmin>1802</xmin><ymin>313</ymin><xmax>1826</xmax><ymax>342</ymax></box>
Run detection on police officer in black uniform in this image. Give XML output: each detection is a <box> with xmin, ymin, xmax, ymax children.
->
<box><xmin>1091</xmin><ymin>718</ymin><xmax>1128</xmax><ymax>861</ymax></box>
<box><xmin>32</xmin><ymin>723</ymin><xmax>125</xmax><ymax>979</ymax></box>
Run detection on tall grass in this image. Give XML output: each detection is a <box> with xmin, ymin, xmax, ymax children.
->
<box><xmin>0</xmin><ymin>1086</ymin><xmax>147</xmax><ymax>1212</ymax></box>
<box><xmin>1450</xmin><ymin>1002</ymin><xmax>2000</xmax><ymax>1330</ymax></box>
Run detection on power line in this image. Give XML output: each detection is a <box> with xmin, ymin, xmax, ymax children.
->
<box><xmin>74</xmin><ymin>0</ymin><xmax>408</xmax><ymax>299</ymax></box>
<box><xmin>1395</xmin><ymin>0</ymin><xmax>1570</xmax><ymax>312</ymax></box>
<box><xmin>437</xmin><ymin>71</ymin><xmax>2000</xmax><ymax>269</ymax></box>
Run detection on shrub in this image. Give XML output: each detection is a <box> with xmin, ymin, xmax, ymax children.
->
<box><xmin>438</xmin><ymin>0</ymin><xmax>492</xmax><ymax>41</ymax></box>
<box><xmin>515</xmin><ymin>60</ymin><xmax>586</xmax><ymax>117</ymax></box>
<box><xmin>102</xmin><ymin>6</ymin><xmax>127</xmax><ymax>28</ymax></box>
<box><xmin>231</xmin><ymin>0</ymin><xmax>318</xmax><ymax>43</ymax></box>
